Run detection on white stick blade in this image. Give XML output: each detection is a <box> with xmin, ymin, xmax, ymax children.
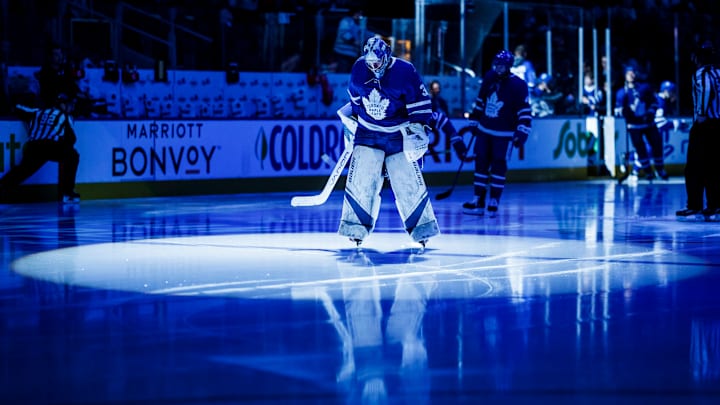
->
<box><xmin>290</xmin><ymin>195</ymin><xmax>327</xmax><ymax>207</ymax></box>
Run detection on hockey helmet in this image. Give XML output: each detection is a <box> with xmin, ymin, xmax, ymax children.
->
<box><xmin>538</xmin><ymin>73</ymin><xmax>553</xmax><ymax>85</ymax></box>
<box><xmin>660</xmin><ymin>81</ymin><xmax>676</xmax><ymax>94</ymax></box>
<box><xmin>492</xmin><ymin>49</ymin><xmax>514</xmax><ymax>77</ymax></box>
<box><xmin>363</xmin><ymin>36</ymin><xmax>392</xmax><ymax>79</ymax></box>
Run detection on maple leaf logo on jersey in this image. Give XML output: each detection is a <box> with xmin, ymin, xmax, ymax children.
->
<box><xmin>363</xmin><ymin>89</ymin><xmax>390</xmax><ymax>120</ymax></box>
<box><xmin>485</xmin><ymin>92</ymin><xmax>503</xmax><ymax>118</ymax></box>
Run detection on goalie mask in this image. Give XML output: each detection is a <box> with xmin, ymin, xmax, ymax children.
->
<box><xmin>492</xmin><ymin>49</ymin><xmax>514</xmax><ymax>78</ymax></box>
<box><xmin>363</xmin><ymin>36</ymin><xmax>392</xmax><ymax>79</ymax></box>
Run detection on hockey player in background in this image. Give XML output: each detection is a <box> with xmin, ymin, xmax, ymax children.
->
<box><xmin>615</xmin><ymin>65</ymin><xmax>668</xmax><ymax>182</ymax></box>
<box><xmin>462</xmin><ymin>49</ymin><xmax>532</xmax><ymax>217</ymax></box>
<box><xmin>338</xmin><ymin>36</ymin><xmax>440</xmax><ymax>247</ymax></box>
<box><xmin>656</xmin><ymin>81</ymin><xmax>677</xmax><ymax>120</ymax></box>
<box><xmin>654</xmin><ymin>80</ymin><xmax>677</xmax><ymax>163</ymax></box>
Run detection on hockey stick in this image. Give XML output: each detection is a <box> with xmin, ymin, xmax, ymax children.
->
<box><xmin>290</xmin><ymin>105</ymin><xmax>356</xmax><ymax>207</ymax></box>
<box><xmin>617</xmin><ymin>128</ymin><xmax>632</xmax><ymax>184</ymax></box>
<box><xmin>435</xmin><ymin>131</ymin><xmax>477</xmax><ymax>201</ymax></box>
<box><xmin>290</xmin><ymin>146</ymin><xmax>353</xmax><ymax>206</ymax></box>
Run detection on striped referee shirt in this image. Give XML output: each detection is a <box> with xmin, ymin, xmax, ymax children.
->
<box><xmin>692</xmin><ymin>64</ymin><xmax>720</xmax><ymax>121</ymax></box>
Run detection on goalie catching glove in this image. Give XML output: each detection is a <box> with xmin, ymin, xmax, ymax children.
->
<box><xmin>401</xmin><ymin>122</ymin><xmax>430</xmax><ymax>162</ymax></box>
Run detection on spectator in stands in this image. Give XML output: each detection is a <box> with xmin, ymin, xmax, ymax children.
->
<box><xmin>333</xmin><ymin>8</ymin><xmax>370</xmax><ymax>73</ymax></box>
<box><xmin>429</xmin><ymin>80</ymin><xmax>450</xmax><ymax>116</ymax></box>
<box><xmin>510</xmin><ymin>44</ymin><xmax>536</xmax><ymax>90</ymax></box>
<box><xmin>581</xmin><ymin>72</ymin><xmax>605</xmax><ymax>116</ymax></box>
<box><xmin>35</xmin><ymin>44</ymin><xmax>80</xmax><ymax>108</ymax></box>
<box><xmin>428</xmin><ymin>79</ymin><xmax>466</xmax><ymax>160</ymax></box>
<box><xmin>530</xmin><ymin>73</ymin><xmax>564</xmax><ymax>117</ymax></box>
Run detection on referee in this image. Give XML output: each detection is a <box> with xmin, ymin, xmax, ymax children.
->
<box><xmin>0</xmin><ymin>93</ymin><xmax>80</xmax><ymax>203</ymax></box>
<box><xmin>677</xmin><ymin>40</ymin><xmax>720</xmax><ymax>221</ymax></box>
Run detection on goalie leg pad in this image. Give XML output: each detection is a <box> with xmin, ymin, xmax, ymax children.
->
<box><xmin>338</xmin><ymin>146</ymin><xmax>385</xmax><ymax>241</ymax></box>
<box><xmin>385</xmin><ymin>152</ymin><xmax>440</xmax><ymax>242</ymax></box>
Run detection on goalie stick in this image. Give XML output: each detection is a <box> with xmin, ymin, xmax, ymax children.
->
<box><xmin>290</xmin><ymin>105</ymin><xmax>356</xmax><ymax>207</ymax></box>
<box><xmin>290</xmin><ymin>147</ymin><xmax>353</xmax><ymax>207</ymax></box>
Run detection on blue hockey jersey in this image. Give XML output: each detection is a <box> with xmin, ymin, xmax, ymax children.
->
<box><xmin>347</xmin><ymin>57</ymin><xmax>432</xmax><ymax>139</ymax></box>
<box><xmin>654</xmin><ymin>93</ymin><xmax>674</xmax><ymax>132</ymax></box>
<box><xmin>469</xmin><ymin>70</ymin><xmax>532</xmax><ymax>137</ymax></box>
<box><xmin>615</xmin><ymin>83</ymin><xmax>657</xmax><ymax>129</ymax></box>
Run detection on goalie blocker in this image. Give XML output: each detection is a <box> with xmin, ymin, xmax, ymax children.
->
<box><xmin>399</xmin><ymin>122</ymin><xmax>430</xmax><ymax>162</ymax></box>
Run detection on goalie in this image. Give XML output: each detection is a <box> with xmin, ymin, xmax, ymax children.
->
<box><xmin>338</xmin><ymin>36</ymin><xmax>440</xmax><ymax>247</ymax></box>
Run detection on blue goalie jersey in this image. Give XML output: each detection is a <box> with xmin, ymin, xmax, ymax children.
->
<box><xmin>347</xmin><ymin>57</ymin><xmax>433</xmax><ymax>139</ymax></box>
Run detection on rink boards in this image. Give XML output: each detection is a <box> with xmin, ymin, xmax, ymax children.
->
<box><xmin>0</xmin><ymin>116</ymin><xmax>693</xmax><ymax>198</ymax></box>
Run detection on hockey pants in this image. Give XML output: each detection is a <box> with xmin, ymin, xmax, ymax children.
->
<box><xmin>338</xmin><ymin>145</ymin><xmax>439</xmax><ymax>243</ymax></box>
<box><xmin>628</xmin><ymin>126</ymin><xmax>664</xmax><ymax>173</ymax></box>
<box><xmin>472</xmin><ymin>132</ymin><xmax>512</xmax><ymax>205</ymax></box>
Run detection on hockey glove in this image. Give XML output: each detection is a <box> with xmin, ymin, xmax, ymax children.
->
<box><xmin>452</xmin><ymin>139</ymin><xmax>467</xmax><ymax>159</ymax></box>
<box><xmin>512</xmin><ymin>128</ymin><xmax>530</xmax><ymax>148</ymax></box>
<box><xmin>401</xmin><ymin>123</ymin><xmax>430</xmax><ymax>162</ymax></box>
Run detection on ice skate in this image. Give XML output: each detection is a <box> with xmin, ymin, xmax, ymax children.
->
<box><xmin>617</xmin><ymin>165</ymin><xmax>633</xmax><ymax>184</ymax></box>
<box><xmin>703</xmin><ymin>208</ymin><xmax>720</xmax><ymax>222</ymax></box>
<box><xmin>462</xmin><ymin>197</ymin><xmax>484</xmax><ymax>216</ymax></box>
<box><xmin>487</xmin><ymin>198</ymin><xmax>499</xmax><ymax>217</ymax></box>
<box><xmin>61</xmin><ymin>191</ymin><xmax>81</xmax><ymax>204</ymax></box>
<box><xmin>676</xmin><ymin>208</ymin><xmax>704</xmax><ymax>222</ymax></box>
<box><xmin>349</xmin><ymin>238</ymin><xmax>363</xmax><ymax>248</ymax></box>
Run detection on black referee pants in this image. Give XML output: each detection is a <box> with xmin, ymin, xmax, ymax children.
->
<box><xmin>684</xmin><ymin>120</ymin><xmax>720</xmax><ymax>210</ymax></box>
<box><xmin>0</xmin><ymin>139</ymin><xmax>79</xmax><ymax>197</ymax></box>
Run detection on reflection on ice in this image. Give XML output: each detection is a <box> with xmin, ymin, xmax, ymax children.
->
<box><xmin>12</xmin><ymin>232</ymin><xmax>707</xmax><ymax>301</ymax></box>
<box><xmin>691</xmin><ymin>317</ymin><xmax>720</xmax><ymax>383</ymax></box>
<box><xmin>303</xmin><ymin>248</ymin><xmax>434</xmax><ymax>403</ymax></box>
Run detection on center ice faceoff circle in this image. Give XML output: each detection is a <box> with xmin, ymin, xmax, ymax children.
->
<box><xmin>12</xmin><ymin>232</ymin><xmax>705</xmax><ymax>300</ymax></box>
